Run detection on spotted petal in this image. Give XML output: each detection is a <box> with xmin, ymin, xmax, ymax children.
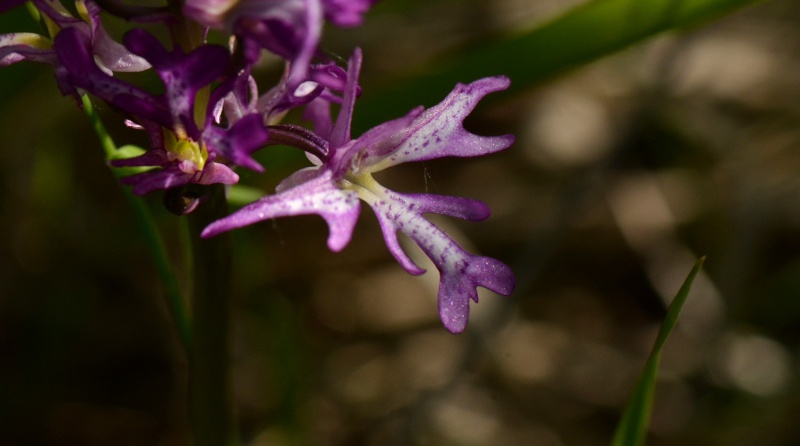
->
<box><xmin>202</xmin><ymin>170</ymin><xmax>360</xmax><ymax>252</ymax></box>
<box><xmin>359</xmin><ymin>76</ymin><xmax>515</xmax><ymax>173</ymax></box>
<box><xmin>360</xmin><ymin>186</ymin><xmax>514</xmax><ymax>333</ymax></box>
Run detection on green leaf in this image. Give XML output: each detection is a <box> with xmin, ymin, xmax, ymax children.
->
<box><xmin>111</xmin><ymin>144</ymin><xmax>147</xmax><ymax>160</ymax></box>
<box><xmin>108</xmin><ymin>144</ymin><xmax>154</xmax><ymax>176</ymax></box>
<box><xmin>611</xmin><ymin>256</ymin><xmax>706</xmax><ymax>446</ymax></box>
<box><xmin>356</xmin><ymin>0</ymin><xmax>762</xmax><ymax>128</ymax></box>
<box><xmin>227</xmin><ymin>184</ymin><xmax>267</xmax><ymax>207</ymax></box>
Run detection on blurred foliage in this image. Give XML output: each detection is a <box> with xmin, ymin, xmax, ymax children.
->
<box><xmin>2</xmin><ymin>0</ymin><xmax>800</xmax><ymax>446</ymax></box>
<box><xmin>356</xmin><ymin>0</ymin><xmax>763</xmax><ymax>127</ymax></box>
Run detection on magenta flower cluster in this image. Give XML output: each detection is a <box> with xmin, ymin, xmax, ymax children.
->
<box><xmin>1</xmin><ymin>0</ymin><xmax>515</xmax><ymax>333</ymax></box>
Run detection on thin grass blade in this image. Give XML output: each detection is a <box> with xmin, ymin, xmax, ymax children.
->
<box><xmin>611</xmin><ymin>256</ymin><xmax>706</xmax><ymax>446</ymax></box>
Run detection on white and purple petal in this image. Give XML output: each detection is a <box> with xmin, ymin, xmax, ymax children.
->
<box><xmin>361</xmin><ymin>186</ymin><xmax>514</xmax><ymax>333</ymax></box>
<box><xmin>438</xmin><ymin>255</ymin><xmax>514</xmax><ymax>333</ymax></box>
<box><xmin>202</xmin><ymin>170</ymin><xmax>360</xmax><ymax>252</ymax></box>
<box><xmin>215</xmin><ymin>72</ymin><xmax>259</xmax><ymax>125</ymax></box>
<box><xmin>399</xmin><ymin>193</ymin><xmax>490</xmax><ymax>221</ymax></box>
<box><xmin>0</xmin><ymin>33</ymin><xmax>56</xmax><ymax>67</ymax></box>
<box><xmin>80</xmin><ymin>0</ymin><xmax>151</xmax><ymax>73</ymax></box>
<box><xmin>359</xmin><ymin>76</ymin><xmax>514</xmax><ymax>173</ymax></box>
<box><xmin>90</xmin><ymin>23</ymin><xmax>151</xmax><ymax>73</ymax></box>
<box><xmin>54</xmin><ymin>27</ymin><xmax>170</xmax><ymax>124</ymax></box>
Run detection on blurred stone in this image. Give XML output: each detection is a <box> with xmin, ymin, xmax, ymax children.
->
<box><xmin>709</xmin><ymin>330</ymin><xmax>792</xmax><ymax>396</ymax></box>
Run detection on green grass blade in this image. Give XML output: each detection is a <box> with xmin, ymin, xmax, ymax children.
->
<box><xmin>611</xmin><ymin>256</ymin><xmax>706</xmax><ymax>446</ymax></box>
<box><xmin>357</xmin><ymin>0</ymin><xmax>762</xmax><ymax>128</ymax></box>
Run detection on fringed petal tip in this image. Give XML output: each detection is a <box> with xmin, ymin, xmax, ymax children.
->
<box><xmin>468</xmin><ymin>255</ymin><xmax>516</xmax><ymax>297</ymax></box>
<box><xmin>438</xmin><ymin>256</ymin><xmax>515</xmax><ymax>334</ymax></box>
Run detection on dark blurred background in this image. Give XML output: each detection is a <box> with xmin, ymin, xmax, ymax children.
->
<box><xmin>3</xmin><ymin>0</ymin><xmax>800</xmax><ymax>445</ymax></box>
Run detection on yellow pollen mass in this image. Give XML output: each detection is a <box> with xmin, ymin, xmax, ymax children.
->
<box><xmin>164</xmin><ymin>129</ymin><xmax>208</xmax><ymax>170</ymax></box>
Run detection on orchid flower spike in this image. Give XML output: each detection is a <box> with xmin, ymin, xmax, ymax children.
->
<box><xmin>55</xmin><ymin>27</ymin><xmax>269</xmax><ymax>199</ymax></box>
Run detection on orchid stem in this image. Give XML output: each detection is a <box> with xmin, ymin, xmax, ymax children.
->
<box><xmin>187</xmin><ymin>184</ymin><xmax>235</xmax><ymax>446</ymax></box>
<box><xmin>81</xmin><ymin>95</ymin><xmax>192</xmax><ymax>350</ymax></box>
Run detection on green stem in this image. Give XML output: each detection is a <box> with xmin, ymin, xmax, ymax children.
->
<box><xmin>187</xmin><ymin>184</ymin><xmax>235</xmax><ymax>446</ymax></box>
<box><xmin>81</xmin><ymin>95</ymin><xmax>192</xmax><ymax>350</ymax></box>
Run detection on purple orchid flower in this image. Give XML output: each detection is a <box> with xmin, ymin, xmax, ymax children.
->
<box><xmin>1</xmin><ymin>0</ymin><xmax>149</xmax><ymax>77</ymax></box>
<box><xmin>203</xmin><ymin>48</ymin><xmax>515</xmax><ymax>333</ymax></box>
<box><xmin>54</xmin><ymin>26</ymin><xmax>268</xmax><ymax>200</ymax></box>
<box><xmin>183</xmin><ymin>0</ymin><xmax>375</xmax><ymax>90</ymax></box>
<box><xmin>214</xmin><ymin>55</ymin><xmax>353</xmax><ymax>134</ymax></box>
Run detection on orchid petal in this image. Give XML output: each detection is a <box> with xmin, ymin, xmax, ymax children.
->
<box><xmin>203</xmin><ymin>113</ymin><xmax>268</xmax><ymax>172</ymax></box>
<box><xmin>120</xmin><ymin>161</ymin><xmax>238</xmax><ymax>195</ymax></box>
<box><xmin>54</xmin><ymin>27</ymin><xmax>170</xmax><ymax>123</ymax></box>
<box><xmin>322</xmin><ymin>0</ymin><xmax>375</xmax><ymax>27</ymax></box>
<box><xmin>0</xmin><ymin>33</ymin><xmax>55</xmax><ymax>66</ymax></box>
<box><xmin>275</xmin><ymin>166</ymin><xmax>322</xmax><ymax>192</ymax></box>
<box><xmin>303</xmin><ymin>96</ymin><xmax>334</xmax><ymax>140</ymax></box>
<box><xmin>438</xmin><ymin>255</ymin><xmax>515</xmax><ymax>333</ymax></box>
<box><xmin>123</xmin><ymin>29</ymin><xmax>229</xmax><ymax>135</ymax></box>
<box><xmin>193</xmin><ymin>0</ymin><xmax>322</xmax><ymax>87</ymax></box>
<box><xmin>360</xmin><ymin>76</ymin><xmax>514</xmax><ymax>173</ymax></box>
<box><xmin>330</xmin><ymin>47</ymin><xmax>361</xmax><ymax>148</ymax></box>
<box><xmin>181</xmin><ymin>0</ymin><xmax>237</xmax><ymax>28</ymax></box>
<box><xmin>401</xmin><ymin>193</ymin><xmax>491</xmax><ymax>221</ymax></box>
<box><xmin>82</xmin><ymin>0</ymin><xmax>150</xmax><ymax>72</ymax></box>
<box><xmin>36</xmin><ymin>0</ymin><xmax>83</xmax><ymax>28</ymax></box>
<box><xmin>194</xmin><ymin>161</ymin><xmax>240</xmax><ymax>186</ymax></box>
<box><xmin>120</xmin><ymin>164</ymin><xmax>195</xmax><ymax>195</ymax></box>
<box><xmin>361</xmin><ymin>186</ymin><xmax>514</xmax><ymax>333</ymax></box>
<box><xmin>92</xmin><ymin>23</ymin><xmax>151</xmax><ymax>72</ymax></box>
<box><xmin>372</xmin><ymin>208</ymin><xmax>426</xmax><ymax>275</ymax></box>
<box><xmin>203</xmin><ymin>170</ymin><xmax>360</xmax><ymax>252</ymax></box>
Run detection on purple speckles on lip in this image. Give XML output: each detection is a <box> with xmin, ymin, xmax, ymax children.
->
<box><xmin>361</xmin><ymin>187</ymin><xmax>514</xmax><ymax>333</ymax></box>
<box><xmin>203</xmin><ymin>170</ymin><xmax>360</xmax><ymax>251</ymax></box>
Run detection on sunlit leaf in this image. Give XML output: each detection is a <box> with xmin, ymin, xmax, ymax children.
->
<box><xmin>357</xmin><ymin>0</ymin><xmax>762</xmax><ymax>128</ymax></box>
